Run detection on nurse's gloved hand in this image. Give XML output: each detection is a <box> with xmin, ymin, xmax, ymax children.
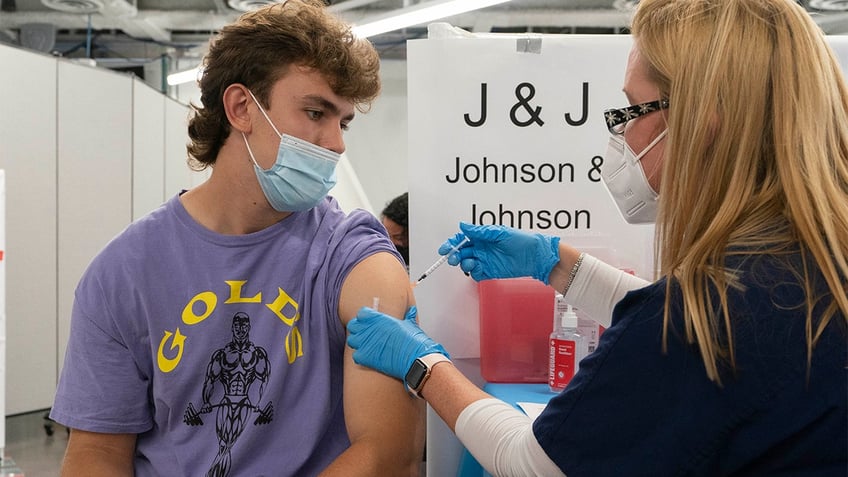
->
<box><xmin>347</xmin><ymin>305</ymin><xmax>449</xmax><ymax>381</ymax></box>
<box><xmin>439</xmin><ymin>222</ymin><xmax>560</xmax><ymax>284</ymax></box>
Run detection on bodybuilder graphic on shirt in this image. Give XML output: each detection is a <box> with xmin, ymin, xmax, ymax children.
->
<box><xmin>184</xmin><ymin>311</ymin><xmax>273</xmax><ymax>477</ymax></box>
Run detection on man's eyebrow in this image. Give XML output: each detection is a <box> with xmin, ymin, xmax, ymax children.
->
<box><xmin>302</xmin><ymin>94</ymin><xmax>356</xmax><ymax>121</ymax></box>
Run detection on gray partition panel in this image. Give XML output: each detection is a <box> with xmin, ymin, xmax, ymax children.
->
<box><xmin>164</xmin><ymin>98</ymin><xmax>200</xmax><ymax>198</ymax></box>
<box><xmin>133</xmin><ymin>79</ymin><xmax>167</xmax><ymax>220</ymax></box>
<box><xmin>0</xmin><ymin>45</ymin><xmax>59</xmax><ymax>414</ymax></box>
<box><xmin>56</xmin><ymin>62</ymin><xmax>133</xmax><ymax>374</ymax></box>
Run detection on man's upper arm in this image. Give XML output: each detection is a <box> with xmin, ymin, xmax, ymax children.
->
<box><xmin>336</xmin><ymin>251</ymin><xmax>425</xmax><ymax>474</ymax></box>
<box><xmin>61</xmin><ymin>429</ymin><xmax>136</xmax><ymax>476</ymax></box>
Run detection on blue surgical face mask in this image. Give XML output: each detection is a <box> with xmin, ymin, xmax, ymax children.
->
<box><xmin>242</xmin><ymin>90</ymin><xmax>340</xmax><ymax>212</ymax></box>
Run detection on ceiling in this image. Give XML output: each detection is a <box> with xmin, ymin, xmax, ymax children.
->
<box><xmin>1</xmin><ymin>0</ymin><xmax>847</xmax><ymax>77</ymax></box>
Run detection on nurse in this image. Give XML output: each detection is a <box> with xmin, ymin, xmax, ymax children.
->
<box><xmin>346</xmin><ymin>0</ymin><xmax>848</xmax><ymax>475</ymax></box>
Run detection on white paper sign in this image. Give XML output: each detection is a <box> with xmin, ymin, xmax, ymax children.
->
<box><xmin>408</xmin><ymin>33</ymin><xmax>654</xmax><ymax>357</ymax></box>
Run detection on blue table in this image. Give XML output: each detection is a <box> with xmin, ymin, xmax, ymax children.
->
<box><xmin>456</xmin><ymin>383</ymin><xmax>557</xmax><ymax>477</ymax></box>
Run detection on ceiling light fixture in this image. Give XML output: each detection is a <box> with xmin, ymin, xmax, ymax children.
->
<box><xmin>41</xmin><ymin>0</ymin><xmax>103</xmax><ymax>14</ymax></box>
<box><xmin>808</xmin><ymin>0</ymin><xmax>848</xmax><ymax>10</ymax></box>
<box><xmin>167</xmin><ymin>0</ymin><xmax>513</xmax><ymax>86</ymax></box>
<box><xmin>166</xmin><ymin>66</ymin><xmax>203</xmax><ymax>86</ymax></box>
<box><xmin>226</xmin><ymin>0</ymin><xmax>275</xmax><ymax>12</ymax></box>
<box><xmin>352</xmin><ymin>0</ymin><xmax>514</xmax><ymax>38</ymax></box>
<box><xmin>611</xmin><ymin>0</ymin><xmax>639</xmax><ymax>12</ymax></box>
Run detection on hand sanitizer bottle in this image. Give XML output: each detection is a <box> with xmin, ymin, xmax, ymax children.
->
<box><xmin>549</xmin><ymin>293</ymin><xmax>587</xmax><ymax>393</ymax></box>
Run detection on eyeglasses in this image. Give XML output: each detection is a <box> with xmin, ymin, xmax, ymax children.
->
<box><xmin>603</xmin><ymin>99</ymin><xmax>669</xmax><ymax>135</ymax></box>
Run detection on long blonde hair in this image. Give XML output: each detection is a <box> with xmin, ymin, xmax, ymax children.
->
<box><xmin>631</xmin><ymin>0</ymin><xmax>848</xmax><ymax>382</ymax></box>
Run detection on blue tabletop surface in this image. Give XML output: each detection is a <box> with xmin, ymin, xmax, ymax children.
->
<box><xmin>482</xmin><ymin>383</ymin><xmax>556</xmax><ymax>408</ymax></box>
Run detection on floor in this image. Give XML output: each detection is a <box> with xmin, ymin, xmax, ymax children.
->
<box><xmin>2</xmin><ymin>411</ymin><xmax>66</xmax><ymax>477</ymax></box>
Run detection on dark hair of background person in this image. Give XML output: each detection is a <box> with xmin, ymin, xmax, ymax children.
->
<box><xmin>382</xmin><ymin>192</ymin><xmax>408</xmax><ymax>229</ymax></box>
<box><xmin>382</xmin><ymin>192</ymin><xmax>409</xmax><ymax>266</ymax></box>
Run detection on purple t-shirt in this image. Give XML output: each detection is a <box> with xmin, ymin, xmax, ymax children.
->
<box><xmin>51</xmin><ymin>194</ymin><xmax>401</xmax><ymax>476</ymax></box>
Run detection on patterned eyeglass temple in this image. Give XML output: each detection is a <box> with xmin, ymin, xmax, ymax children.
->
<box><xmin>603</xmin><ymin>99</ymin><xmax>670</xmax><ymax>134</ymax></box>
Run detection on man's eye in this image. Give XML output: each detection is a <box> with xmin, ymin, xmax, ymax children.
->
<box><xmin>306</xmin><ymin>110</ymin><xmax>322</xmax><ymax>120</ymax></box>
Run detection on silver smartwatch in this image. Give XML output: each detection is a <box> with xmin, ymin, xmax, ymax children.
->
<box><xmin>404</xmin><ymin>353</ymin><xmax>451</xmax><ymax>398</ymax></box>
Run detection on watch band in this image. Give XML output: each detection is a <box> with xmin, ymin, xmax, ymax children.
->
<box><xmin>405</xmin><ymin>353</ymin><xmax>451</xmax><ymax>398</ymax></box>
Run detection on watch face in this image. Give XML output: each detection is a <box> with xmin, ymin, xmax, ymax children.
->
<box><xmin>404</xmin><ymin>359</ymin><xmax>428</xmax><ymax>389</ymax></box>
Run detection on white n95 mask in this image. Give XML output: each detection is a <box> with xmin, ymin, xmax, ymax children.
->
<box><xmin>242</xmin><ymin>90</ymin><xmax>340</xmax><ymax>212</ymax></box>
<box><xmin>601</xmin><ymin>129</ymin><xmax>667</xmax><ymax>224</ymax></box>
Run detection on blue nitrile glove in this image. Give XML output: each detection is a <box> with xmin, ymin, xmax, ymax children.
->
<box><xmin>347</xmin><ymin>305</ymin><xmax>449</xmax><ymax>381</ymax></box>
<box><xmin>438</xmin><ymin>222</ymin><xmax>560</xmax><ymax>284</ymax></box>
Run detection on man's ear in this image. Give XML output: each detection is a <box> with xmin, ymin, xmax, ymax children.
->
<box><xmin>223</xmin><ymin>83</ymin><xmax>253</xmax><ymax>133</ymax></box>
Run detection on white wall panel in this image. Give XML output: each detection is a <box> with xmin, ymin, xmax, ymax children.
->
<box><xmin>164</xmin><ymin>98</ymin><xmax>205</xmax><ymax>198</ymax></box>
<box><xmin>56</xmin><ymin>62</ymin><xmax>133</xmax><ymax>373</ymax></box>
<box><xmin>0</xmin><ymin>44</ymin><xmax>59</xmax><ymax>414</ymax></box>
<box><xmin>330</xmin><ymin>154</ymin><xmax>375</xmax><ymax>214</ymax></box>
<box><xmin>342</xmin><ymin>59</ymin><xmax>408</xmax><ymax>215</ymax></box>
<box><xmin>133</xmin><ymin>79</ymin><xmax>166</xmax><ymax>220</ymax></box>
<box><xmin>0</xmin><ymin>170</ymin><xmax>7</xmax><ymax>446</ymax></box>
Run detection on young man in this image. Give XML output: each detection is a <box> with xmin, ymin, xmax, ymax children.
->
<box><xmin>49</xmin><ymin>1</ymin><xmax>424</xmax><ymax>475</ymax></box>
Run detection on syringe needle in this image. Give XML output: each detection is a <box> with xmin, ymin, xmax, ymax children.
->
<box><xmin>415</xmin><ymin>236</ymin><xmax>470</xmax><ymax>285</ymax></box>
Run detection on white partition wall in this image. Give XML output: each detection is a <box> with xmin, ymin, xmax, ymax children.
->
<box><xmin>0</xmin><ymin>170</ymin><xmax>7</xmax><ymax>450</ymax></box>
<box><xmin>0</xmin><ymin>43</ymin><xmax>193</xmax><ymax>415</ymax></box>
<box><xmin>329</xmin><ymin>154</ymin><xmax>375</xmax><ymax>214</ymax></box>
<box><xmin>164</xmin><ymin>99</ymin><xmax>208</xmax><ymax>197</ymax></box>
<box><xmin>56</xmin><ymin>61</ymin><xmax>135</xmax><ymax>370</ymax></box>
<box><xmin>133</xmin><ymin>79</ymin><xmax>167</xmax><ymax>220</ymax></box>
<box><xmin>0</xmin><ymin>45</ymin><xmax>59</xmax><ymax>414</ymax></box>
<box><xmin>341</xmin><ymin>59</ymin><xmax>409</xmax><ymax>213</ymax></box>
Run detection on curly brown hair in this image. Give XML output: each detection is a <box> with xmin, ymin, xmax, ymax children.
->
<box><xmin>186</xmin><ymin>0</ymin><xmax>381</xmax><ymax>169</ymax></box>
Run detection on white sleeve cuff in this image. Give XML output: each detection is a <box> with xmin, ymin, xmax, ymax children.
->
<box><xmin>455</xmin><ymin>398</ymin><xmax>565</xmax><ymax>477</ymax></box>
<box><xmin>564</xmin><ymin>254</ymin><xmax>650</xmax><ymax>328</ymax></box>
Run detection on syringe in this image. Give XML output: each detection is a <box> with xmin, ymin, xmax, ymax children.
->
<box><xmin>415</xmin><ymin>236</ymin><xmax>470</xmax><ymax>285</ymax></box>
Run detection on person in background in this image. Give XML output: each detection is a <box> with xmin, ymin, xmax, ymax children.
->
<box><xmin>49</xmin><ymin>1</ymin><xmax>423</xmax><ymax>475</ymax></box>
<box><xmin>381</xmin><ymin>192</ymin><xmax>410</xmax><ymax>268</ymax></box>
<box><xmin>346</xmin><ymin>0</ymin><xmax>848</xmax><ymax>475</ymax></box>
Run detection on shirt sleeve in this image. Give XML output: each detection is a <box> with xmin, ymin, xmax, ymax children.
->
<box><xmin>456</xmin><ymin>398</ymin><xmax>566</xmax><ymax>477</ymax></box>
<box><xmin>326</xmin><ymin>207</ymin><xmax>403</xmax><ymax>276</ymax></box>
<box><xmin>50</xmin><ymin>280</ymin><xmax>153</xmax><ymax>433</ymax></box>
<box><xmin>564</xmin><ymin>254</ymin><xmax>650</xmax><ymax>327</ymax></box>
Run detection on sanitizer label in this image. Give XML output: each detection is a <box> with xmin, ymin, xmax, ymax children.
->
<box><xmin>549</xmin><ymin>338</ymin><xmax>577</xmax><ymax>391</ymax></box>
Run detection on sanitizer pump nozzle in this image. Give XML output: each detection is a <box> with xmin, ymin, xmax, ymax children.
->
<box><xmin>549</xmin><ymin>294</ymin><xmax>587</xmax><ymax>393</ymax></box>
<box><xmin>562</xmin><ymin>304</ymin><xmax>578</xmax><ymax>330</ymax></box>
